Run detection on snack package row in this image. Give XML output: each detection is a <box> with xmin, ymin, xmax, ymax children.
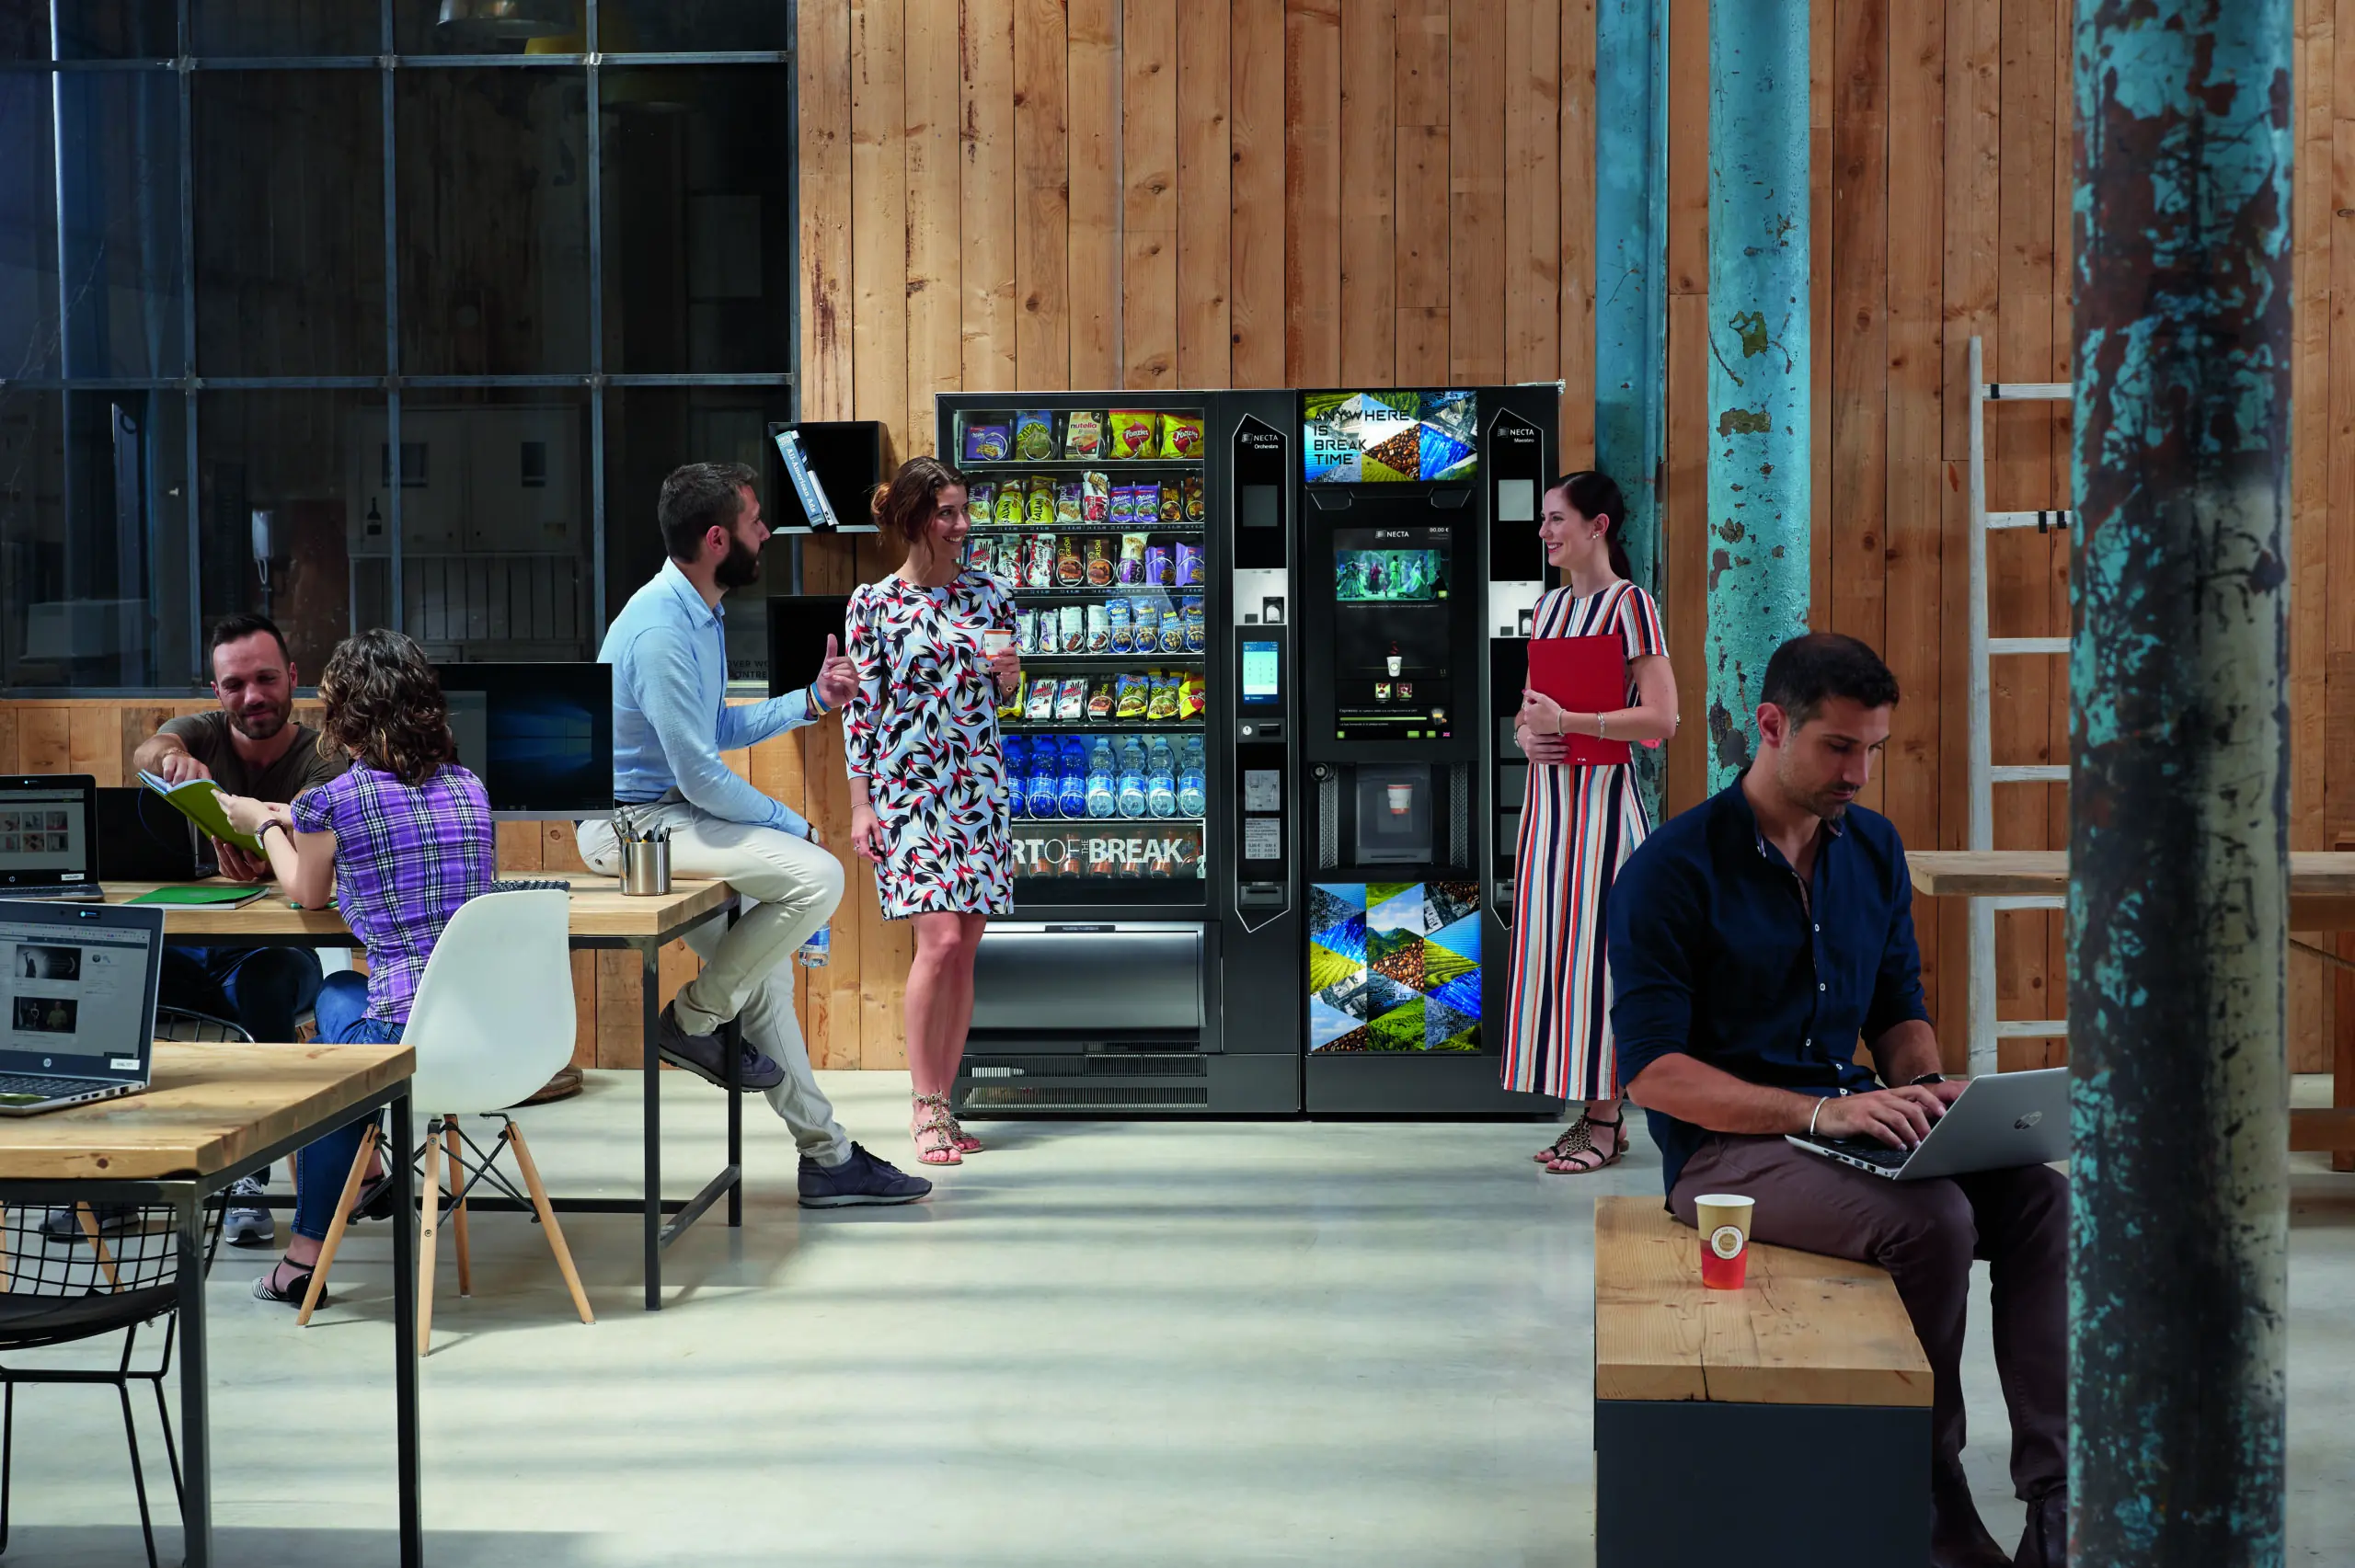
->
<box><xmin>966</xmin><ymin>531</ymin><xmax>1207</xmax><ymax>590</ymax></box>
<box><xmin>966</xmin><ymin>472</ymin><xmax>1204</xmax><ymax>530</ymax></box>
<box><xmin>960</xmin><ymin>409</ymin><xmax>1204</xmax><ymax>465</ymax></box>
<box><xmin>1009</xmin><ymin>597</ymin><xmax>1206</xmax><ymax>656</ymax></box>
<box><xmin>1008</xmin><ymin>669</ymin><xmax>1209</xmax><ymax>725</ymax></box>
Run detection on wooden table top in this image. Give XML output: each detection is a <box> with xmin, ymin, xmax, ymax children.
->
<box><xmin>1907</xmin><ymin>852</ymin><xmax>2355</xmax><ymax>929</ymax></box>
<box><xmin>1592</xmin><ymin>1196</ymin><xmax>1933</xmax><ymax>1409</ymax></box>
<box><xmin>0</xmin><ymin>1042</ymin><xmax>413</xmax><ymax>1182</ymax></box>
<box><xmin>96</xmin><ymin>875</ymin><xmax>734</xmax><ymax>941</ymax></box>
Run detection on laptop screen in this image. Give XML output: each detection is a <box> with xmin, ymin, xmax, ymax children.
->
<box><xmin>0</xmin><ymin>910</ymin><xmax>160</xmax><ymax>1080</ymax></box>
<box><xmin>0</xmin><ymin>783</ymin><xmax>95</xmax><ymax>890</ymax></box>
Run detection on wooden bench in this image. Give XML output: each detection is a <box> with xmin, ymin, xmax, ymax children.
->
<box><xmin>1593</xmin><ymin>1196</ymin><xmax>1935</xmax><ymax>1566</ymax></box>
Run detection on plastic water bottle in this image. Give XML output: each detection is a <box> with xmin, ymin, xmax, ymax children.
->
<box><xmin>1177</xmin><ymin>736</ymin><xmax>1207</xmax><ymax>818</ymax></box>
<box><xmin>1117</xmin><ymin>739</ymin><xmax>1148</xmax><ymax>819</ymax></box>
<box><xmin>1056</xmin><ymin>738</ymin><xmax>1089</xmax><ymax>818</ymax></box>
<box><xmin>797</xmin><ymin>925</ymin><xmax>831</xmax><ymax>967</ymax></box>
<box><xmin>1145</xmin><ymin>738</ymin><xmax>1178</xmax><ymax>818</ymax></box>
<box><xmin>1086</xmin><ymin>739</ymin><xmax>1118</xmax><ymax>818</ymax></box>
<box><xmin>1027</xmin><ymin>744</ymin><xmax>1060</xmax><ymax>818</ymax></box>
<box><xmin>1004</xmin><ymin>735</ymin><xmax>1029</xmax><ymax>818</ymax></box>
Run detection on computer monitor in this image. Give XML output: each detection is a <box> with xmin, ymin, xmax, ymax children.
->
<box><xmin>434</xmin><ymin>662</ymin><xmax>615</xmax><ymax>821</ymax></box>
<box><xmin>766</xmin><ymin>594</ymin><xmax>854</xmax><ymax>699</ymax></box>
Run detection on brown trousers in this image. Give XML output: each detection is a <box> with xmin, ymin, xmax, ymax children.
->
<box><xmin>1670</xmin><ymin>1136</ymin><xmax>2067</xmax><ymax>1559</ymax></box>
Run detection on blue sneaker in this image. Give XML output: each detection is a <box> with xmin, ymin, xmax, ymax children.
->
<box><xmin>798</xmin><ymin>1143</ymin><xmax>932</xmax><ymax>1207</ymax></box>
<box><xmin>659</xmin><ymin>1001</ymin><xmax>786</xmax><ymax>1093</ymax></box>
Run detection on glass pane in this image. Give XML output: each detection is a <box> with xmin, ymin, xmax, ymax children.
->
<box><xmin>193</xmin><ymin>72</ymin><xmax>387</xmax><ymax>377</ymax></box>
<box><xmin>197</xmin><ymin>388</ymin><xmax>384</xmax><ymax>679</ymax></box>
<box><xmin>395</xmin><ymin>1</ymin><xmax>791</xmax><ymax>56</ymax></box>
<box><xmin>39</xmin><ymin>4</ymin><xmax>178</xmax><ymax>60</ymax></box>
<box><xmin>602</xmin><ymin>66</ymin><xmax>792</xmax><ymax>375</ymax></box>
<box><xmin>0</xmin><ymin>76</ymin><xmax>60</xmax><ymax>379</ymax></box>
<box><xmin>379</xmin><ymin>389</ymin><xmax>596</xmax><ymax>660</ymax></box>
<box><xmin>603</xmin><ymin>0</ymin><xmax>791</xmax><ymax>52</ymax></box>
<box><xmin>396</xmin><ymin>0</ymin><xmax>580</xmax><ymax>56</ymax></box>
<box><xmin>603</xmin><ymin>384</ymin><xmax>792</xmax><ymax>664</ymax></box>
<box><xmin>193</xmin><ymin>0</ymin><xmax>381</xmax><ymax>55</ymax></box>
<box><xmin>396</xmin><ymin>69</ymin><xmax>590</xmax><ymax>375</ymax></box>
<box><xmin>52</xmin><ymin>71</ymin><xmax>187</xmax><ymax>379</ymax></box>
<box><xmin>0</xmin><ymin>390</ymin><xmax>195</xmax><ymax>690</ymax></box>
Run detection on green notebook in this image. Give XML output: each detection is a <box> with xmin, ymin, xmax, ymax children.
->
<box><xmin>137</xmin><ymin>772</ymin><xmax>265</xmax><ymax>855</ymax></box>
<box><xmin>125</xmin><ymin>885</ymin><xmax>268</xmax><ymax>908</ymax></box>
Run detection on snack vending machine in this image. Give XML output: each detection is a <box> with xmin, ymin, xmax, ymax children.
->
<box><xmin>942</xmin><ymin>391</ymin><xmax>1302</xmax><ymax>1115</ymax></box>
<box><xmin>1295</xmin><ymin>386</ymin><xmax>1567</xmax><ymax>1116</ymax></box>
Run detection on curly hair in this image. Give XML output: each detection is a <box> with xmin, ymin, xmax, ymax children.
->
<box><xmin>315</xmin><ymin>629</ymin><xmax>458</xmax><ymax>786</ymax></box>
<box><xmin>869</xmin><ymin>454</ymin><xmax>970</xmax><ymax>550</ymax></box>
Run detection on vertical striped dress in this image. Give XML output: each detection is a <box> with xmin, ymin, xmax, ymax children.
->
<box><xmin>1500</xmin><ymin>579</ymin><xmax>1668</xmax><ymax>1100</ymax></box>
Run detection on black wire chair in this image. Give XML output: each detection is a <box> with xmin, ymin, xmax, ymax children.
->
<box><xmin>0</xmin><ymin>1197</ymin><xmax>225</xmax><ymax>1568</ymax></box>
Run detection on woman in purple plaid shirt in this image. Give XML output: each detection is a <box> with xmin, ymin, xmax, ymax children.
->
<box><xmin>221</xmin><ymin>628</ymin><xmax>497</xmax><ymax>1306</ymax></box>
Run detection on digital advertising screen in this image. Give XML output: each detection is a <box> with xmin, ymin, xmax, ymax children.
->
<box><xmin>1302</xmin><ymin>391</ymin><xmax>1477</xmax><ymax>485</ymax></box>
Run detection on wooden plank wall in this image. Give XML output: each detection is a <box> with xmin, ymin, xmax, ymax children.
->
<box><xmin>15</xmin><ymin>3</ymin><xmax>2347</xmax><ymax>1077</ymax></box>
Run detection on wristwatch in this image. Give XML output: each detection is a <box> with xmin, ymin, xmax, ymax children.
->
<box><xmin>1910</xmin><ymin>1072</ymin><xmax>1947</xmax><ymax>1088</ymax></box>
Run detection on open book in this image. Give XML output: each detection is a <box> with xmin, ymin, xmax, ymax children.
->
<box><xmin>137</xmin><ymin>772</ymin><xmax>265</xmax><ymax>855</ymax></box>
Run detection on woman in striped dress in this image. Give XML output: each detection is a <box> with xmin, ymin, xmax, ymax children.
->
<box><xmin>1503</xmin><ymin>472</ymin><xmax>1680</xmax><ymax>1173</ymax></box>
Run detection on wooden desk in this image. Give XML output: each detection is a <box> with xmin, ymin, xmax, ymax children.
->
<box><xmin>105</xmin><ymin>876</ymin><xmax>742</xmax><ymax>1310</ymax></box>
<box><xmin>0</xmin><ymin>1044</ymin><xmax>420</xmax><ymax>1568</ymax></box>
<box><xmin>1592</xmin><ymin>1196</ymin><xmax>1930</xmax><ymax>1565</ymax></box>
<box><xmin>1908</xmin><ymin>850</ymin><xmax>2355</xmax><ymax>1153</ymax></box>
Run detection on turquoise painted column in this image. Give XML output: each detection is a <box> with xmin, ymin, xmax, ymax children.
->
<box><xmin>2069</xmin><ymin>3</ymin><xmax>2292</xmax><ymax>1563</ymax></box>
<box><xmin>1703</xmin><ymin>0</ymin><xmax>1809</xmax><ymax>790</ymax></box>
<box><xmin>1595</xmin><ymin>0</ymin><xmax>1669</xmax><ymax>815</ymax></box>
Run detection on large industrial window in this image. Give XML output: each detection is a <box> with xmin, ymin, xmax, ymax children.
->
<box><xmin>0</xmin><ymin>2</ymin><xmax>794</xmax><ymax>688</ymax></box>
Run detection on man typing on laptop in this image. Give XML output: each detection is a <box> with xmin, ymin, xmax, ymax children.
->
<box><xmin>1608</xmin><ymin>634</ymin><xmax>2065</xmax><ymax>1568</ymax></box>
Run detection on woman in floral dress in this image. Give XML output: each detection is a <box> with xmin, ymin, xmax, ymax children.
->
<box><xmin>846</xmin><ymin>456</ymin><xmax>1023</xmax><ymax>1167</ymax></box>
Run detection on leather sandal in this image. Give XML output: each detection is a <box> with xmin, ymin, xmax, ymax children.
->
<box><xmin>911</xmin><ymin>1093</ymin><xmax>962</xmax><ymax>1167</ymax></box>
<box><xmin>1541</xmin><ymin>1110</ymin><xmax>1626</xmax><ymax>1174</ymax></box>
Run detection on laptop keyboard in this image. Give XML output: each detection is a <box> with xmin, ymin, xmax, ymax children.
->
<box><xmin>1820</xmin><ymin>1137</ymin><xmax>1912</xmax><ymax>1170</ymax></box>
<box><xmin>0</xmin><ymin>1073</ymin><xmax>99</xmax><ymax>1098</ymax></box>
<box><xmin>0</xmin><ymin>887</ymin><xmax>104</xmax><ymax>902</ymax></box>
<box><xmin>487</xmin><ymin>878</ymin><xmax>572</xmax><ymax>895</ymax></box>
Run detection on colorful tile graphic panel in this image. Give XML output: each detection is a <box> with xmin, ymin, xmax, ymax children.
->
<box><xmin>1308</xmin><ymin>880</ymin><xmax>1482</xmax><ymax>1052</ymax></box>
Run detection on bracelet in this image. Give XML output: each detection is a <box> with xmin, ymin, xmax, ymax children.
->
<box><xmin>1809</xmin><ymin>1096</ymin><xmax>1828</xmax><ymax>1138</ymax></box>
<box><xmin>1597</xmin><ymin>713</ymin><xmax>1610</xmax><ymax>741</ymax></box>
<box><xmin>807</xmin><ymin>682</ymin><xmax>830</xmax><ymax>717</ymax></box>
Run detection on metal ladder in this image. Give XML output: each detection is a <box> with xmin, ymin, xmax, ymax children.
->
<box><xmin>1963</xmin><ymin>336</ymin><xmax>2070</xmax><ymax>1075</ymax></box>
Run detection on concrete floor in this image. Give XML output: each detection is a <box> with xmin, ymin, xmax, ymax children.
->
<box><xmin>6</xmin><ymin>1069</ymin><xmax>2353</xmax><ymax>1565</ymax></box>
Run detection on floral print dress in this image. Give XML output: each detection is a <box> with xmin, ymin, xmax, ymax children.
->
<box><xmin>844</xmin><ymin>569</ymin><xmax>1018</xmax><ymax>918</ymax></box>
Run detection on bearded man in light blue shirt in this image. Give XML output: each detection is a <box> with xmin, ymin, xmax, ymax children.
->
<box><xmin>578</xmin><ymin>462</ymin><xmax>927</xmax><ymax>1207</ymax></box>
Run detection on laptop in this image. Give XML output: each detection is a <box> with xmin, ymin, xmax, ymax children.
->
<box><xmin>94</xmin><ymin>785</ymin><xmax>217</xmax><ymax>883</ymax></box>
<box><xmin>0</xmin><ymin>775</ymin><xmax>104</xmax><ymax>902</ymax></box>
<box><xmin>1786</xmin><ymin>1068</ymin><xmax>2070</xmax><ymax>1180</ymax></box>
<box><xmin>0</xmin><ymin>901</ymin><xmax>167</xmax><ymax>1116</ymax></box>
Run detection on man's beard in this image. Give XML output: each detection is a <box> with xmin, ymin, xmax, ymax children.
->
<box><xmin>1774</xmin><ymin>754</ymin><xmax>1855</xmax><ymax>821</ymax></box>
<box><xmin>714</xmin><ymin>533</ymin><xmax>764</xmax><ymax>589</ymax></box>
<box><xmin>228</xmin><ymin>701</ymin><xmax>290</xmax><ymax>742</ymax></box>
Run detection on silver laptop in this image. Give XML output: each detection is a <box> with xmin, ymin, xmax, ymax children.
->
<box><xmin>0</xmin><ymin>902</ymin><xmax>167</xmax><ymax>1116</ymax></box>
<box><xmin>1786</xmin><ymin>1067</ymin><xmax>2070</xmax><ymax>1180</ymax></box>
<box><xmin>0</xmin><ymin>775</ymin><xmax>103</xmax><ymax>902</ymax></box>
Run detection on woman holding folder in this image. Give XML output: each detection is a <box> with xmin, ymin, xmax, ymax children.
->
<box><xmin>1506</xmin><ymin>472</ymin><xmax>1678</xmax><ymax>1173</ymax></box>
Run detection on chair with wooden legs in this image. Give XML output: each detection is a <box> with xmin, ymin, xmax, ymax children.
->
<box><xmin>296</xmin><ymin>888</ymin><xmax>593</xmax><ymax>1354</ymax></box>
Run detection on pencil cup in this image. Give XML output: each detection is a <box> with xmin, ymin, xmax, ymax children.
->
<box><xmin>620</xmin><ymin>836</ymin><xmax>672</xmax><ymax>897</ymax></box>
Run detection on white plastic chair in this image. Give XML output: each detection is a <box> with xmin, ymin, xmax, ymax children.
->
<box><xmin>297</xmin><ymin>890</ymin><xmax>593</xmax><ymax>1353</ymax></box>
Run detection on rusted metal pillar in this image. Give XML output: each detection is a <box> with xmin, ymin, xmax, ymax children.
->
<box><xmin>1703</xmin><ymin>0</ymin><xmax>1809</xmax><ymax>790</ymax></box>
<box><xmin>2070</xmin><ymin>3</ymin><xmax>2292</xmax><ymax>1564</ymax></box>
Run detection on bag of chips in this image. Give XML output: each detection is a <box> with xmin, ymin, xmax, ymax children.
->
<box><xmin>1160</xmin><ymin>412</ymin><xmax>1203</xmax><ymax>460</ymax></box>
<box><xmin>1181</xmin><ymin>596</ymin><xmax>1205</xmax><ymax>652</ymax></box>
<box><xmin>1082</xmin><ymin>471</ymin><xmax>1111</xmax><ymax>523</ymax></box>
<box><xmin>1025</xmin><ymin>677</ymin><xmax>1057</xmax><ymax>721</ymax></box>
<box><xmin>1086</xmin><ymin>601</ymin><xmax>1111</xmax><ymax>651</ymax></box>
<box><xmin>967</xmin><ymin>482</ymin><xmax>995</xmax><ymax>525</ymax></box>
<box><xmin>1058</xmin><ymin>603</ymin><xmax>1086</xmax><ymax>653</ymax></box>
<box><xmin>1025</xmin><ymin>476</ymin><xmax>1056</xmax><ymax>528</ymax></box>
<box><xmin>1182</xmin><ymin>474</ymin><xmax>1204</xmax><ymax>521</ymax></box>
<box><xmin>961</xmin><ymin>420</ymin><xmax>1010</xmax><ymax>464</ymax></box>
<box><xmin>1109</xmin><ymin>411</ymin><xmax>1159</xmax><ymax>461</ymax></box>
<box><xmin>1087</xmin><ymin>679</ymin><xmax>1117</xmax><ymax>722</ymax></box>
<box><xmin>1130</xmin><ymin>599</ymin><xmax>1162</xmax><ymax>654</ymax></box>
<box><xmin>1117</xmin><ymin>533</ymin><xmax>1149</xmax><ymax>586</ymax></box>
<box><xmin>1178</xmin><ymin>670</ymin><xmax>1207</xmax><ymax>719</ymax></box>
<box><xmin>1144</xmin><ymin>545</ymin><xmax>1174</xmax><ymax>589</ymax></box>
<box><xmin>1014</xmin><ymin>409</ymin><xmax>1058</xmax><ymax>462</ymax></box>
<box><xmin>1085</xmin><ymin>536</ymin><xmax>1115</xmax><ymax>588</ymax></box>
<box><xmin>1055</xmin><ymin>479</ymin><xmax>1085</xmax><ymax>524</ymax></box>
<box><xmin>1175</xmin><ymin>541</ymin><xmax>1203</xmax><ymax>587</ymax></box>
<box><xmin>1107</xmin><ymin>598</ymin><xmax>1135</xmax><ymax>654</ymax></box>
<box><xmin>1158</xmin><ymin>603</ymin><xmax>1187</xmax><ymax>653</ymax></box>
<box><xmin>1114</xmin><ymin>673</ymin><xmax>1151</xmax><ymax>721</ymax></box>
<box><xmin>1055</xmin><ymin>534</ymin><xmax>1086</xmax><ymax>587</ymax></box>
<box><xmin>1147</xmin><ymin>672</ymin><xmax>1181</xmax><ymax>720</ymax></box>
<box><xmin>995</xmin><ymin>484</ymin><xmax>1026</xmax><ymax>526</ymax></box>
<box><xmin>1063</xmin><ymin>410</ymin><xmax>1106</xmax><ymax>460</ymax></box>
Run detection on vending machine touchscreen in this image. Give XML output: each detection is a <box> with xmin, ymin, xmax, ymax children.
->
<box><xmin>1327</xmin><ymin>524</ymin><xmax>1456</xmax><ymax>741</ymax></box>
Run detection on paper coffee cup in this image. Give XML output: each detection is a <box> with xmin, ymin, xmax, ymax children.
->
<box><xmin>1694</xmin><ymin>1193</ymin><xmax>1755</xmax><ymax>1289</ymax></box>
<box><xmin>982</xmin><ymin>629</ymin><xmax>1015</xmax><ymax>655</ymax></box>
<box><xmin>1385</xmin><ymin>654</ymin><xmax>1404</xmax><ymax>677</ymax></box>
<box><xmin>1385</xmin><ymin>783</ymin><xmax>1413</xmax><ymax>817</ymax></box>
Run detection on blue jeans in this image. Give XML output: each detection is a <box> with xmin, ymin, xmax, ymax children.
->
<box><xmin>161</xmin><ymin>944</ymin><xmax>322</xmax><ymax>1044</ymax></box>
<box><xmin>293</xmin><ymin>972</ymin><xmax>403</xmax><ymax>1242</ymax></box>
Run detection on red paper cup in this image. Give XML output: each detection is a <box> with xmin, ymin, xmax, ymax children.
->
<box><xmin>1694</xmin><ymin>1193</ymin><xmax>1754</xmax><ymax>1290</ymax></box>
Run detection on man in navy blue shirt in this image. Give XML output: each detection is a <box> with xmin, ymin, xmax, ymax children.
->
<box><xmin>1611</xmin><ymin>634</ymin><xmax>2064</xmax><ymax>1568</ymax></box>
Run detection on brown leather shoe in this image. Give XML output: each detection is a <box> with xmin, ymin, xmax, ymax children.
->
<box><xmin>1932</xmin><ymin>1462</ymin><xmax>2013</xmax><ymax>1568</ymax></box>
<box><xmin>2015</xmin><ymin>1489</ymin><xmax>2067</xmax><ymax>1568</ymax></box>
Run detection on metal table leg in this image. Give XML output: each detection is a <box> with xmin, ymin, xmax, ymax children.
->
<box><xmin>174</xmin><ymin>1185</ymin><xmax>211</xmax><ymax>1568</ymax></box>
<box><xmin>389</xmin><ymin>1090</ymin><xmax>422</xmax><ymax>1567</ymax></box>
<box><xmin>641</xmin><ymin>940</ymin><xmax>662</xmax><ymax>1311</ymax></box>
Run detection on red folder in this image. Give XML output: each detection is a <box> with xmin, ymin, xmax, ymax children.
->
<box><xmin>1527</xmin><ymin>635</ymin><xmax>1633</xmax><ymax>766</ymax></box>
